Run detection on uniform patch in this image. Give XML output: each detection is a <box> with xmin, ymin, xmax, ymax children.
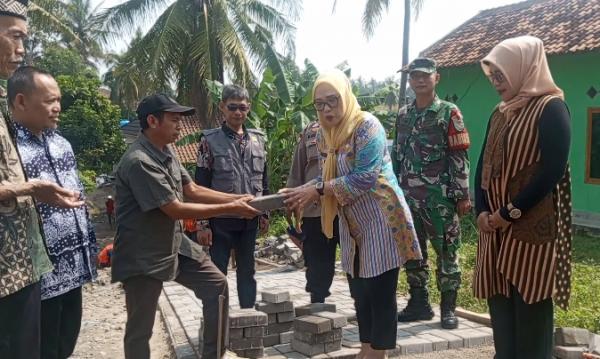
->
<box><xmin>450</xmin><ymin>108</ymin><xmax>465</xmax><ymax>132</ymax></box>
<box><xmin>447</xmin><ymin>108</ymin><xmax>470</xmax><ymax>150</ymax></box>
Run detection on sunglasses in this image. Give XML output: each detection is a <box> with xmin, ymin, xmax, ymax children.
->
<box><xmin>226</xmin><ymin>104</ymin><xmax>250</xmax><ymax>112</ymax></box>
<box><xmin>314</xmin><ymin>95</ymin><xmax>340</xmax><ymax>112</ymax></box>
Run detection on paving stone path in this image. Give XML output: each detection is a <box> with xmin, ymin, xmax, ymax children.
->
<box><xmin>159</xmin><ymin>265</ymin><xmax>493</xmax><ymax>358</ymax></box>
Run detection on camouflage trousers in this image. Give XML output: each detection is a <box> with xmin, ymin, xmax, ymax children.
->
<box><xmin>404</xmin><ymin>201</ymin><xmax>461</xmax><ymax>292</ymax></box>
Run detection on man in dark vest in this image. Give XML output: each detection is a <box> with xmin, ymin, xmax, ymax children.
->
<box><xmin>195</xmin><ymin>85</ymin><xmax>269</xmax><ymax>309</ymax></box>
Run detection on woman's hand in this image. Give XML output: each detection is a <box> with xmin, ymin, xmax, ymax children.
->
<box><xmin>280</xmin><ymin>186</ymin><xmax>320</xmax><ymax>212</ymax></box>
<box><xmin>477</xmin><ymin>211</ymin><xmax>494</xmax><ymax>233</ymax></box>
<box><xmin>489</xmin><ymin>210</ymin><xmax>511</xmax><ymax>231</ymax></box>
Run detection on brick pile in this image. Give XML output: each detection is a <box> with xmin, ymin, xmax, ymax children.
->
<box><xmin>255</xmin><ymin>290</ymin><xmax>295</xmax><ymax>347</ymax></box>
<box><xmin>292</xmin><ymin>311</ymin><xmax>348</xmax><ymax>357</ymax></box>
<box><xmin>228</xmin><ymin>308</ymin><xmax>268</xmax><ymax>358</ymax></box>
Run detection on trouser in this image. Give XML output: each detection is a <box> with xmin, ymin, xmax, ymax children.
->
<box><xmin>41</xmin><ymin>286</ymin><xmax>83</xmax><ymax>359</ymax></box>
<box><xmin>107</xmin><ymin>212</ymin><xmax>114</xmax><ymax>226</ymax></box>
<box><xmin>302</xmin><ymin>217</ymin><xmax>339</xmax><ymax>303</ymax></box>
<box><xmin>488</xmin><ymin>285</ymin><xmax>554</xmax><ymax>359</ymax></box>
<box><xmin>123</xmin><ymin>254</ymin><xmax>229</xmax><ymax>359</ymax></box>
<box><xmin>404</xmin><ymin>203</ymin><xmax>461</xmax><ymax>292</ymax></box>
<box><xmin>209</xmin><ymin>217</ymin><xmax>258</xmax><ymax>308</ymax></box>
<box><xmin>0</xmin><ymin>281</ymin><xmax>42</xmax><ymax>359</ymax></box>
<box><xmin>347</xmin><ymin>254</ymin><xmax>399</xmax><ymax>350</ymax></box>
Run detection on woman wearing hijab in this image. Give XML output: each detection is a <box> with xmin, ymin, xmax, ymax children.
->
<box><xmin>282</xmin><ymin>70</ymin><xmax>421</xmax><ymax>359</ymax></box>
<box><xmin>474</xmin><ymin>35</ymin><xmax>572</xmax><ymax>359</ymax></box>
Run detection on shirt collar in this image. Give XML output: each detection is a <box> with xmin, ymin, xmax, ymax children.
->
<box><xmin>137</xmin><ymin>132</ymin><xmax>173</xmax><ymax>164</ymax></box>
<box><xmin>411</xmin><ymin>95</ymin><xmax>442</xmax><ymax>113</ymax></box>
<box><xmin>221</xmin><ymin>122</ymin><xmax>248</xmax><ymax>138</ymax></box>
<box><xmin>13</xmin><ymin>121</ymin><xmax>53</xmax><ymax>143</ymax></box>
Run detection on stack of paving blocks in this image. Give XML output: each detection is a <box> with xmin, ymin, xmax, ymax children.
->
<box><xmin>255</xmin><ymin>290</ymin><xmax>295</xmax><ymax>347</ymax></box>
<box><xmin>228</xmin><ymin>308</ymin><xmax>268</xmax><ymax>358</ymax></box>
<box><xmin>292</xmin><ymin>311</ymin><xmax>348</xmax><ymax>357</ymax></box>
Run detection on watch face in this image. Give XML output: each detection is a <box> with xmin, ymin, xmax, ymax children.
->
<box><xmin>509</xmin><ymin>208</ymin><xmax>522</xmax><ymax>219</ymax></box>
<box><xmin>316</xmin><ymin>182</ymin><xmax>324</xmax><ymax>190</ymax></box>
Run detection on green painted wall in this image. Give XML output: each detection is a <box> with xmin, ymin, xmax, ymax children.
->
<box><xmin>435</xmin><ymin>51</ymin><xmax>600</xmax><ymax>214</ymax></box>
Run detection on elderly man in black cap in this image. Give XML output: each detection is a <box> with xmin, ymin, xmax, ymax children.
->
<box><xmin>393</xmin><ymin>57</ymin><xmax>471</xmax><ymax>329</ymax></box>
<box><xmin>0</xmin><ymin>2</ymin><xmax>85</xmax><ymax>358</ymax></box>
<box><xmin>112</xmin><ymin>93</ymin><xmax>261</xmax><ymax>359</ymax></box>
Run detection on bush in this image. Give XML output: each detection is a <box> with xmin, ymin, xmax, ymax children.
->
<box><xmin>79</xmin><ymin>169</ymin><xmax>96</xmax><ymax>193</ymax></box>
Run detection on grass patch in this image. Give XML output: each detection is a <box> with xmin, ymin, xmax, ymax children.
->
<box><xmin>401</xmin><ymin>214</ymin><xmax>600</xmax><ymax>333</ymax></box>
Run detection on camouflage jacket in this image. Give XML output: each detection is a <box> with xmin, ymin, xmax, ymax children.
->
<box><xmin>0</xmin><ymin>84</ymin><xmax>52</xmax><ymax>298</ymax></box>
<box><xmin>393</xmin><ymin>96</ymin><xmax>470</xmax><ymax>208</ymax></box>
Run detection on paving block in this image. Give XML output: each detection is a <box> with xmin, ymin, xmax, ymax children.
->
<box><xmin>262</xmin><ymin>290</ymin><xmax>291</xmax><ymax>304</ymax></box>
<box><xmin>396</xmin><ymin>329</ymin><xmax>411</xmax><ymax>338</ymax></box>
<box><xmin>243</xmin><ymin>347</ymin><xmax>265</xmax><ymax>358</ymax></box>
<box><xmin>229</xmin><ymin>337</ymin><xmax>264</xmax><ymax>350</ymax></box>
<box><xmin>313</xmin><ymin>311</ymin><xmax>348</xmax><ymax>328</ymax></box>
<box><xmin>295</xmin><ymin>303</ymin><xmax>337</xmax><ymax>317</ymax></box>
<box><xmin>277</xmin><ymin>311</ymin><xmax>295</xmax><ymax>323</ymax></box>
<box><xmin>295</xmin><ymin>328</ymin><xmax>343</xmax><ymax>344</ymax></box>
<box><xmin>397</xmin><ymin>337</ymin><xmax>434</xmax><ymax>355</ymax></box>
<box><xmin>285</xmin><ymin>351</ymin><xmax>310</xmax><ymax>359</ymax></box>
<box><xmin>426</xmin><ymin>329</ymin><xmax>464</xmax><ymax>349</ymax></box>
<box><xmin>255</xmin><ymin>300</ymin><xmax>294</xmax><ymax>314</ymax></box>
<box><xmin>264</xmin><ymin>346</ymin><xmax>280</xmax><ymax>357</ymax></box>
<box><xmin>325</xmin><ymin>340</ymin><xmax>342</xmax><ymax>352</ymax></box>
<box><xmin>555</xmin><ymin>327</ymin><xmax>590</xmax><ymax>346</ymax></box>
<box><xmin>553</xmin><ymin>345</ymin><xmax>586</xmax><ymax>359</ymax></box>
<box><xmin>229</xmin><ymin>309</ymin><xmax>268</xmax><ymax>328</ymax></box>
<box><xmin>264</xmin><ymin>333</ymin><xmax>281</xmax><ymax>347</ymax></box>
<box><xmin>403</xmin><ymin>324</ymin><xmax>434</xmax><ymax>335</ymax></box>
<box><xmin>327</xmin><ymin>348</ymin><xmax>360</xmax><ymax>359</ymax></box>
<box><xmin>267</xmin><ymin>321</ymin><xmax>294</xmax><ymax>335</ymax></box>
<box><xmin>292</xmin><ymin>338</ymin><xmax>325</xmax><ymax>356</ymax></box>
<box><xmin>417</xmin><ymin>333</ymin><xmax>449</xmax><ymax>351</ymax></box>
<box><xmin>273</xmin><ymin>343</ymin><xmax>294</xmax><ymax>354</ymax></box>
<box><xmin>244</xmin><ymin>326</ymin><xmax>267</xmax><ymax>338</ymax></box>
<box><xmin>280</xmin><ymin>331</ymin><xmax>293</xmax><ymax>344</ymax></box>
<box><xmin>451</xmin><ymin>328</ymin><xmax>492</xmax><ymax>348</ymax></box>
<box><xmin>268</xmin><ymin>313</ymin><xmax>277</xmax><ymax>324</ymax></box>
<box><xmin>294</xmin><ymin>315</ymin><xmax>333</xmax><ymax>334</ymax></box>
<box><xmin>229</xmin><ymin>328</ymin><xmax>244</xmax><ymax>339</ymax></box>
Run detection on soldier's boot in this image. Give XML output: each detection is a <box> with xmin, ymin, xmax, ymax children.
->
<box><xmin>441</xmin><ymin>290</ymin><xmax>459</xmax><ymax>329</ymax></box>
<box><xmin>397</xmin><ymin>287</ymin><xmax>434</xmax><ymax>322</ymax></box>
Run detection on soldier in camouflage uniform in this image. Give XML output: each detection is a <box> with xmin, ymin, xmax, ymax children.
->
<box><xmin>393</xmin><ymin>58</ymin><xmax>471</xmax><ymax>330</ymax></box>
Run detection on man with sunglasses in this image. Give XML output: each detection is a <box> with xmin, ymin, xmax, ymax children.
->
<box><xmin>195</xmin><ymin>84</ymin><xmax>269</xmax><ymax>309</ymax></box>
<box><xmin>393</xmin><ymin>58</ymin><xmax>471</xmax><ymax>330</ymax></box>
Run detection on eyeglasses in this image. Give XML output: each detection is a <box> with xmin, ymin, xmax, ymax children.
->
<box><xmin>226</xmin><ymin>104</ymin><xmax>250</xmax><ymax>112</ymax></box>
<box><xmin>314</xmin><ymin>95</ymin><xmax>340</xmax><ymax>112</ymax></box>
<box><xmin>486</xmin><ymin>71</ymin><xmax>506</xmax><ymax>84</ymax></box>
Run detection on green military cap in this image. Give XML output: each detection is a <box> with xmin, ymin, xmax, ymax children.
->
<box><xmin>400</xmin><ymin>57</ymin><xmax>437</xmax><ymax>74</ymax></box>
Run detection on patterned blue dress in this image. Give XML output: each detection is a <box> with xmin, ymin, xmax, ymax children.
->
<box><xmin>15</xmin><ymin>123</ymin><xmax>97</xmax><ymax>300</ymax></box>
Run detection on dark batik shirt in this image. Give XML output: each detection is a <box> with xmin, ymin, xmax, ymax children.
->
<box><xmin>15</xmin><ymin>123</ymin><xmax>97</xmax><ymax>300</ymax></box>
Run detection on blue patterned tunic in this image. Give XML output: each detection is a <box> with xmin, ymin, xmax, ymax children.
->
<box><xmin>15</xmin><ymin>123</ymin><xmax>97</xmax><ymax>300</ymax></box>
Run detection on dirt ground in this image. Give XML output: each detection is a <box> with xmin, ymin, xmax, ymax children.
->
<box><xmin>71</xmin><ymin>186</ymin><xmax>173</xmax><ymax>359</ymax></box>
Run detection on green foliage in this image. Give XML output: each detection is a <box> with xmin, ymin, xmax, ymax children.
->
<box><xmin>36</xmin><ymin>44</ymin><xmax>96</xmax><ymax>77</ymax></box>
<box><xmin>78</xmin><ymin>169</ymin><xmax>96</xmax><ymax>193</ymax></box>
<box><xmin>56</xmin><ymin>74</ymin><xmax>126</xmax><ymax>174</ymax></box>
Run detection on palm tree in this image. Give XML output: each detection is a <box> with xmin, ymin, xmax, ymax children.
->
<box><xmin>98</xmin><ymin>0</ymin><xmax>302</xmax><ymax>129</ymax></box>
<box><xmin>61</xmin><ymin>0</ymin><xmax>108</xmax><ymax>66</ymax></box>
<box><xmin>334</xmin><ymin>0</ymin><xmax>424</xmax><ymax>106</ymax></box>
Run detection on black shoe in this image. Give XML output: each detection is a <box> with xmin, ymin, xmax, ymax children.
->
<box><xmin>441</xmin><ymin>290</ymin><xmax>459</xmax><ymax>329</ymax></box>
<box><xmin>398</xmin><ymin>287</ymin><xmax>435</xmax><ymax>322</ymax></box>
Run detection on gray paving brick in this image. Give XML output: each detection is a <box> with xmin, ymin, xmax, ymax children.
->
<box><xmin>264</xmin><ymin>346</ymin><xmax>280</xmax><ymax>356</ymax></box>
<box><xmin>280</xmin><ymin>331</ymin><xmax>293</xmax><ymax>344</ymax></box>
<box><xmin>295</xmin><ymin>303</ymin><xmax>337</xmax><ymax>317</ymax></box>
<box><xmin>451</xmin><ymin>328</ymin><xmax>492</xmax><ymax>348</ymax></box>
<box><xmin>417</xmin><ymin>333</ymin><xmax>449</xmax><ymax>351</ymax></box>
<box><xmin>396</xmin><ymin>329</ymin><xmax>411</xmax><ymax>338</ymax></box>
<box><xmin>426</xmin><ymin>329</ymin><xmax>464</xmax><ymax>349</ymax></box>
<box><xmin>244</xmin><ymin>347</ymin><xmax>265</xmax><ymax>358</ymax></box>
<box><xmin>229</xmin><ymin>337</ymin><xmax>264</xmax><ymax>350</ymax></box>
<box><xmin>268</xmin><ymin>313</ymin><xmax>277</xmax><ymax>324</ymax></box>
<box><xmin>244</xmin><ymin>326</ymin><xmax>266</xmax><ymax>338</ymax></box>
<box><xmin>313</xmin><ymin>311</ymin><xmax>347</xmax><ymax>328</ymax></box>
<box><xmin>396</xmin><ymin>337</ymin><xmax>433</xmax><ymax>355</ymax></box>
<box><xmin>273</xmin><ymin>343</ymin><xmax>294</xmax><ymax>354</ymax></box>
<box><xmin>553</xmin><ymin>345</ymin><xmax>587</xmax><ymax>359</ymax></box>
<box><xmin>292</xmin><ymin>338</ymin><xmax>325</xmax><ymax>356</ymax></box>
<box><xmin>277</xmin><ymin>311</ymin><xmax>295</xmax><ymax>323</ymax></box>
<box><xmin>294</xmin><ymin>315</ymin><xmax>332</xmax><ymax>334</ymax></box>
<box><xmin>285</xmin><ymin>351</ymin><xmax>309</xmax><ymax>359</ymax></box>
<box><xmin>262</xmin><ymin>290</ymin><xmax>291</xmax><ymax>304</ymax></box>
<box><xmin>264</xmin><ymin>333</ymin><xmax>281</xmax><ymax>347</ymax></box>
<box><xmin>267</xmin><ymin>321</ymin><xmax>294</xmax><ymax>335</ymax></box>
<box><xmin>256</xmin><ymin>300</ymin><xmax>294</xmax><ymax>314</ymax></box>
<box><xmin>229</xmin><ymin>309</ymin><xmax>268</xmax><ymax>328</ymax></box>
<box><xmin>325</xmin><ymin>340</ymin><xmax>342</xmax><ymax>353</ymax></box>
<box><xmin>229</xmin><ymin>328</ymin><xmax>244</xmax><ymax>339</ymax></box>
<box><xmin>295</xmin><ymin>328</ymin><xmax>343</xmax><ymax>345</ymax></box>
<box><xmin>327</xmin><ymin>348</ymin><xmax>360</xmax><ymax>359</ymax></box>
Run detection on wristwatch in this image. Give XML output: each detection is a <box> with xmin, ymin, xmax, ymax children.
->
<box><xmin>506</xmin><ymin>203</ymin><xmax>522</xmax><ymax>219</ymax></box>
<box><xmin>315</xmin><ymin>181</ymin><xmax>325</xmax><ymax>196</ymax></box>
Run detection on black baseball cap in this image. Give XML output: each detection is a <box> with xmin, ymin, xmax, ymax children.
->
<box><xmin>399</xmin><ymin>57</ymin><xmax>437</xmax><ymax>74</ymax></box>
<box><xmin>136</xmin><ymin>93</ymin><xmax>195</xmax><ymax>121</ymax></box>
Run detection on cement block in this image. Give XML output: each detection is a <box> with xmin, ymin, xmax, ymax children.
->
<box><xmin>243</xmin><ymin>347</ymin><xmax>265</xmax><ymax>358</ymax></box>
<box><xmin>274</xmin><ymin>343</ymin><xmax>294</xmax><ymax>353</ymax></box>
<box><xmin>277</xmin><ymin>311</ymin><xmax>295</xmax><ymax>323</ymax></box>
<box><xmin>313</xmin><ymin>311</ymin><xmax>347</xmax><ymax>328</ymax></box>
<box><xmin>417</xmin><ymin>333</ymin><xmax>449</xmax><ymax>351</ymax></box>
<box><xmin>229</xmin><ymin>328</ymin><xmax>244</xmax><ymax>339</ymax></box>
<box><xmin>293</xmin><ymin>315</ymin><xmax>332</xmax><ymax>334</ymax></box>
<box><xmin>244</xmin><ymin>326</ymin><xmax>267</xmax><ymax>338</ymax></box>
<box><xmin>268</xmin><ymin>313</ymin><xmax>277</xmax><ymax>324</ymax></box>
<box><xmin>292</xmin><ymin>338</ymin><xmax>325</xmax><ymax>356</ymax></box>
<box><xmin>280</xmin><ymin>331</ymin><xmax>293</xmax><ymax>344</ymax></box>
<box><xmin>229</xmin><ymin>337</ymin><xmax>264</xmax><ymax>350</ymax></box>
<box><xmin>324</xmin><ymin>340</ymin><xmax>342</xmax><ymax>353</ymax></box>
<box><xmin>426</xmin><ymin>329</ymin><xmax>464</xmax><ymax>349</ymax></box>
<box><xmin>295</xmin><ymin>303</ymin><xmax>337</xmax><ymax>317</ymax></box>
<box><xmin>397</xmin><ymin>337</ymin><xmax>433</xmax><ymax>355</ymax></box>
<box><xmin>327</xmin><ymin>348</ymin><xmax>361</xmax><ymax>359</ymax></box>
<box><xmin>267</xmin><ymin>321</ymin><xmax>294</xmax><ymax>335</ymax></box>
<box><xmin>451</xmin><ymin>328</ymin><xmax>492</xmax><ymax>348</ymax></box>
<box><xmin>294</xmin><ymin>328</ymin><xmax>342</xmax><ymax>344</ymax></box>
<box><xmin>264</xmin><ymin>333</ymin><xmax>281</xmax><ymax>347</ymax></box>
<box><xmin>555</xmin><ymin>327</ymin><xmax>590</xmax><ymax>346</ymax></box>
<box><xmin>229</xmin><ymin>309</ymin><xmax>268</xmax><ymax>328</ymax></box>
<box><xmin>262</xmin><ymin>290</ymin><xmax>291</xmax><ymax>304</ymax></box>
<box><xmin>255</xmin><ymin>300</ymin><xmax>294</xmax><ymax>314</ymax></box>
<box><xmin>553</xmin><ymin>345</ymin><xmax>586</xmax><ymax>359</ymax></box>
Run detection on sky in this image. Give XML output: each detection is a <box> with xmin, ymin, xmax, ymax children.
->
<box><xmin>96</xmin><ymin>0</ymin><xmax>520</xmax><ymax>81</ymax></box>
